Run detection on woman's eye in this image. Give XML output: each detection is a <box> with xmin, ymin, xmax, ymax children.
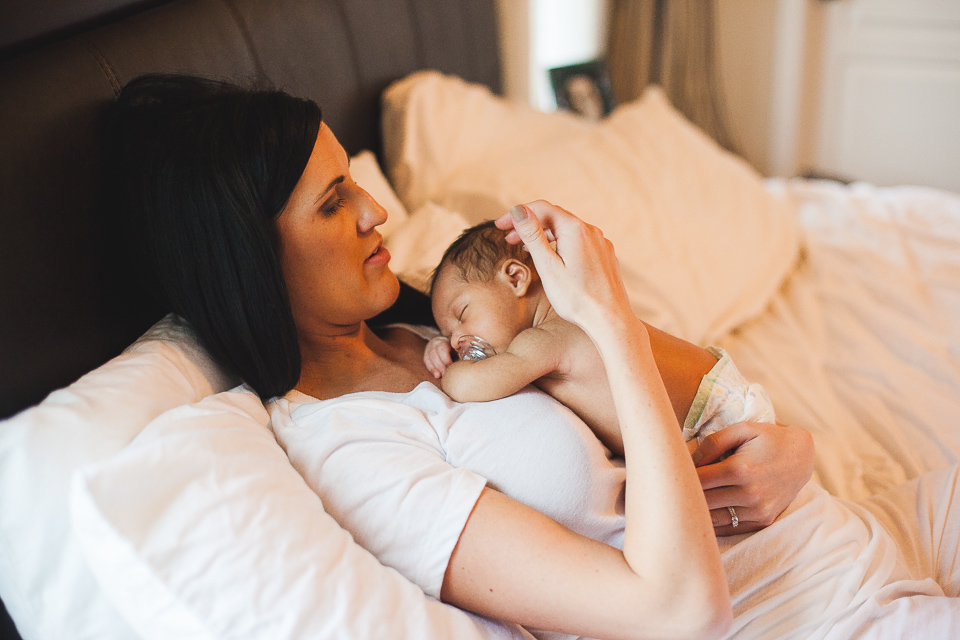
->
<box><xmin>322</xmin><ymin>198</ymin><xmax>346</xmax><ymax>216</ymax></box>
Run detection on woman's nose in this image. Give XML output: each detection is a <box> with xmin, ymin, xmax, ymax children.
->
<box><xmin>357</xmin><ymin>188</ymin><xmax>388</xmax><ymax>233</ymax></box>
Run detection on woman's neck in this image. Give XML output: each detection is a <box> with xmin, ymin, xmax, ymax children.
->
<box><xmin>295</xmin><ymin>322</ymin><xmax>431</xmax><ymax>400</ymax></box>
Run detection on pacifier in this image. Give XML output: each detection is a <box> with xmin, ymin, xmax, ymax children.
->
<box><xmin>456</xmin><ymin>335</ymin><xmax>497</xmax><ymax>361</ymax></box>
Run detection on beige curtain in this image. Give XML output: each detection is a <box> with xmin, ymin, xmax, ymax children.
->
<box><xmin>608</xmin><ymin>0</ymin><xmax>732</xmax><ymax>151</ymax></box>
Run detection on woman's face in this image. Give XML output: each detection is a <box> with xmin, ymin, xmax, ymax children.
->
<box><xmin>275</xmin><ymin>124</ymin><xmax>399</xmax><ymax>335</ymax></box>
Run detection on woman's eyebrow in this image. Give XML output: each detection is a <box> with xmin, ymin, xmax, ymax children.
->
<box><xmin>314</xmin><ymin>175</ymin><xmax>345</xmax><ymax>204</ymax></box>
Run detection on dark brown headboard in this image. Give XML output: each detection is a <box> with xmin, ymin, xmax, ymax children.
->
<box><xmin>0</xmin><ymin>0</ymin><xmax>502</xmax><ymax>419</ymax></box>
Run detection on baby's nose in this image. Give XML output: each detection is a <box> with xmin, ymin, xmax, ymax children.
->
<box><xmin>448</xmin><ymin>331</ymin><xmax>464</xmax><ymax>355</ymax></box>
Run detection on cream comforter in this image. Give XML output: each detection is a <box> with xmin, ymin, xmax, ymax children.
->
<box><xmin>709</xmin><ymin>179</ymin><xmax>960</xmax><ymax>638</ymax></box>
<box><xmin>723</xmin><ymin>179</ymin><xmax>960</xmax><ymax>502</ymax></box>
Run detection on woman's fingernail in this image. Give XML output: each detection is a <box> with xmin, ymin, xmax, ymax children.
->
<box><xmin>691</xmin><ymin>449</ymin><xmax>703</xmax><ymax>465</ymax></box>
<box><xmin>509</xmin><ymin>204</ymin><xmax>527</xmax><ymax>222</ymax></box>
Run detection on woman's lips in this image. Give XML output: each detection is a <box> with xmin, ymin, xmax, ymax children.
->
<box><xmin>364</xmin><ymin>242</ymin><xmax>390</xmax><ymax>266</ymax></box>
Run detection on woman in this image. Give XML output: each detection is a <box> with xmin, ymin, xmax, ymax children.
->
<box><xmin>106</xmin><ymin>74</ymin><xmax>926</xmax><ymax>639</ymax></box>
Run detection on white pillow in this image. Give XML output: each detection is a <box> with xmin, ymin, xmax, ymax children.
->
<box><xmin>71</xmin><ymin>386</ymin><xmax>529</xmax><ymax>640</ymax></box>
<box><xmin>385</xmin><ymin>201</ymin><xmax>472</xmax><ymax>294</ymax></box>
<box><xmin>0</xmin><ymin>314</ymin><xmax>235</xmax><ymax>639</ymax></box>
<box><xmin>382</xmin><ymin>71</ymin><xmax>589</xmax><ymax>213</ymax></box>
<box><xmin>350</xmin><ymin>149</ymin><xmax>409</xmax><ymax>239</ymax></box>
<box><xmin>382</xmin><ymin>71</ymin><xmax>801</xmax><ymax>344</ymax></box>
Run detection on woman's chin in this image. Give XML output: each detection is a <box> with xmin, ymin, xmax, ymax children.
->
<box><xmin>371</xmin><ymin>269</ymin><xmax>401</xmax><ymax>314</ymax></box>
<box><xmin>384</xmin><ymin>270</ymin><xmax>401</xmax><ymax>306</ymax></box>
<box><xmin>352</xmin><ymin>270</ymin><xmax>401</xmax><ymax>324</ymax></box>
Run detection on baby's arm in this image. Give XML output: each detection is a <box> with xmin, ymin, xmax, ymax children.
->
<box><xmin>436</xmin><ymin>328</ymin><xmax>563</xmax><ymax>403</ymax></box>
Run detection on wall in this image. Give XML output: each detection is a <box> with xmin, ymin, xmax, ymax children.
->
<box><xmin>496</xmin><ymin>0</ymin><xmax>610</xmax><ymax>109</ymax></box>
<box><xmin>497</xmin><ymin>0</ymin><xmax>795</xmax><ymax>173</ymax></box>
<box><xmin>713</xmin><ymin>0</ymin><xmax>779</xmax><ymax>173</ymax></box>
<box><xmin>499</xmin><ymin>0</ymin><xmax>960</xmax><ymax>189</ymax></box>
<box><xmin>714</xmin><ymin>0</ymin><xmax>822</xmax><ymax>177</ymax></box>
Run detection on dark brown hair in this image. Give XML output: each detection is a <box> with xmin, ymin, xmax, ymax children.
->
<box><xmin>430</xmin><ymin>220</ymin><xmax>535</xmax><ymax>293</ymax></box>
<box><xmin>103</xmin><ymin>74</ymin><xmax>321</xmax><ymax>399</ymax></box>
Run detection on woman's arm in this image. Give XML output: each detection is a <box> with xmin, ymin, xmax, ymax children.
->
<box><xmin>440</xmin><ymin>202</ymin><xmax>731</xmax><ymax>640</ymax></box>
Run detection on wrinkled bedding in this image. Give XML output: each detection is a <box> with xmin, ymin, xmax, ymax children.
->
<box><xmin>697</xmin><ymin>180</ymin><xmax>960</xmax><ymax>637</ymax></box>
<box><xmin>719</xmin><ymin>179</ymin><xmax>960</xmax><ymax>502</ymax></box>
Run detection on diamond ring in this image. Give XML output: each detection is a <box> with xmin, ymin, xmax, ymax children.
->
<box><xmin>728</xmin><ymin>506</ymin><xmax>739</xmax><ymax>528</ymax></box>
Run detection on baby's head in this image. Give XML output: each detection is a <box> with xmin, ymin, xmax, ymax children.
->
<box><xmin>430</xmin><ymin>220</ymin><xmax>540</xmax><ymax>354</ymax></box>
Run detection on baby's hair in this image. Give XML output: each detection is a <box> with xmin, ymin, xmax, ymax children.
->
<box><xmin>430</xmin><ymin>220</ymin><xmax>535</xmax><ymax>294</ymax></box>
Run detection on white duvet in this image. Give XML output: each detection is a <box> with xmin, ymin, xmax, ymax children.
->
<box><xmin>722</xmin><ymin>179</ymin><xmax>960</xmax><ymax>502</ymax></box>
<box><xmin>707</xmin><ymin>180</ymin><xmax>960</xmax><ymax>637</ymax></box>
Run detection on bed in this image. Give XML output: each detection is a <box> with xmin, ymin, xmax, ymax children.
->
<box><xmin>2</xmin><ymin>0</ymin><xmax>960</xmax><ymax>638</ymax></box>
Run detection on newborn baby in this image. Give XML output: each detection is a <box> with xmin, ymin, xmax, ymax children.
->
<box><xmin>425</xmin><ymin>220</ymin><xmax>775</xmax><ymax>457</ymax></box>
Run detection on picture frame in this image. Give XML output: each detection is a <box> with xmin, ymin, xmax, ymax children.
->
<box><xmin>549</xmin><ymin>59</ymin><xmax>615</xmax><ymax>121</ymax></box>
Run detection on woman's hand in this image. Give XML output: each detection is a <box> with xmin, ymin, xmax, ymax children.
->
<box><xmin>495</xmin><ymin>201</ymin><xmax>634</xmax><ymax>339</ymax></box>
<box><xmin>692</xmin><ymin>421</ymin><xmax>815</xmax><ymax>536</ymax></box>
<box><xmin>424</xmin><ymin>336</ymin><xmax>454</xmax><ymax>379</ymax></box>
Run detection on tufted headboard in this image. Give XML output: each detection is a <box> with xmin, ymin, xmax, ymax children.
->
<box><xmin>0</xmin><ymin>0</ymin><xmax>502</xmax><ymax>419</ymax></box>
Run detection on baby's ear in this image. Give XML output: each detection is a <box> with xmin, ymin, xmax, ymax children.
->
<box><xmin>499</xmin><ymin>259</ymin><xmax>533</xmax><ymax>297</ymax></box>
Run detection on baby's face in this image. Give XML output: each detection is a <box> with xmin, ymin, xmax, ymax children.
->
<box><xmin>431</xmin><ymin>264</ymin><xmax>528</xmax><ymax>355</ymax></box>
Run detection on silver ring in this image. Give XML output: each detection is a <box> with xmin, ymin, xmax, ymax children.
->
<box><xmin>728</xmin><ymin>506</ymin><xmax>739</xmax><ymax>528</ymax></box>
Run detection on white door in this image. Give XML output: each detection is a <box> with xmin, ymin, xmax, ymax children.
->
<box><xmin>814</xmin><ymin>0</ymin><xmax>960</xmax><ymax>192</ymax></box>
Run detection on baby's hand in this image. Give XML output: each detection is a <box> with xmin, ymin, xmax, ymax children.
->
<box><xmin>424</xmin><ymin>336</ymin><xmax>455</xmax><ymax>378</ymax></box>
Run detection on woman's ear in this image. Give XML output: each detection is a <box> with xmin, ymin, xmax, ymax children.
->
<box><xmin>498</xmin><ymin>259</ymin><xmax>533</xmax><ymax>297</ymax></box>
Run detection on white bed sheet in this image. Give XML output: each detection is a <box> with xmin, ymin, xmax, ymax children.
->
<box><xmin>718</xmin><ymin>179</ymin><xmax>960</xmax><ymax>502</ymax></box>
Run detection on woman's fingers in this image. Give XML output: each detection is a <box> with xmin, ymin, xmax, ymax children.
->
<box><xmin>700</xmin><ymin>484</ymin><xmax>747</xmax><ymax>510</ymax></box>
<box><xmin>704</xmin><ymin>490</ymin><xmax>766</xmax><ymax>535</ymax></box>
<box><xmin>710</xmin><ymin>510</ymin><xmax>763</xmax><ymax>536</ymax></box>
<box><xmin>496</xmin><ymin>214</ymin><xmax>555</xmax><ymax>245</ymax></box>
<box><xmin>694</xmin><ymin>454</ymin><xmax>744</xmax><ymax>492</ymax></box>
<box><xmin>694</xmin><ymin>421</ymin><xmax>815</xmax><ymax>534</ymax></box>
<box><xmin>495</xmin><ymin>204</ymin><xmax>563</xmax><ymax>272</ymax></box>
<box><xmin>495</xmin><ymin>200</ymin><xmax>631</xmax><ymax>333</ymax></box>
<box><xmin>700</xmin><ymin>475</ymin><xmax>786</xmax><ymax>531</ymax></box>
<box><xmin>691</xmin><ymin>424</ymin><xmax>754</xmax><ymax>468</ymax></box>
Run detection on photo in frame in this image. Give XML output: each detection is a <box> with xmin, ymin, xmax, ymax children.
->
<box><xmin>549</xmin><ymin>59</ymin><xmax>615</xmax><ymax>121</ymax></box>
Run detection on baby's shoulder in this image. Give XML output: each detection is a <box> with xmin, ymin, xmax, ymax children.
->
<box><xmin>504</xmin><ymin>322</ymin><xmax>562</xmax><ymax>362</ymax></box>
<box><xmin>511</xmin><ymin>318</ymin><xmax>590</xmax><ymax>368</ymax></box>
<box><xmin>537</xmin><ymin>317</ymin><xmax>595</xmax><ymax>352</ymax></box>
